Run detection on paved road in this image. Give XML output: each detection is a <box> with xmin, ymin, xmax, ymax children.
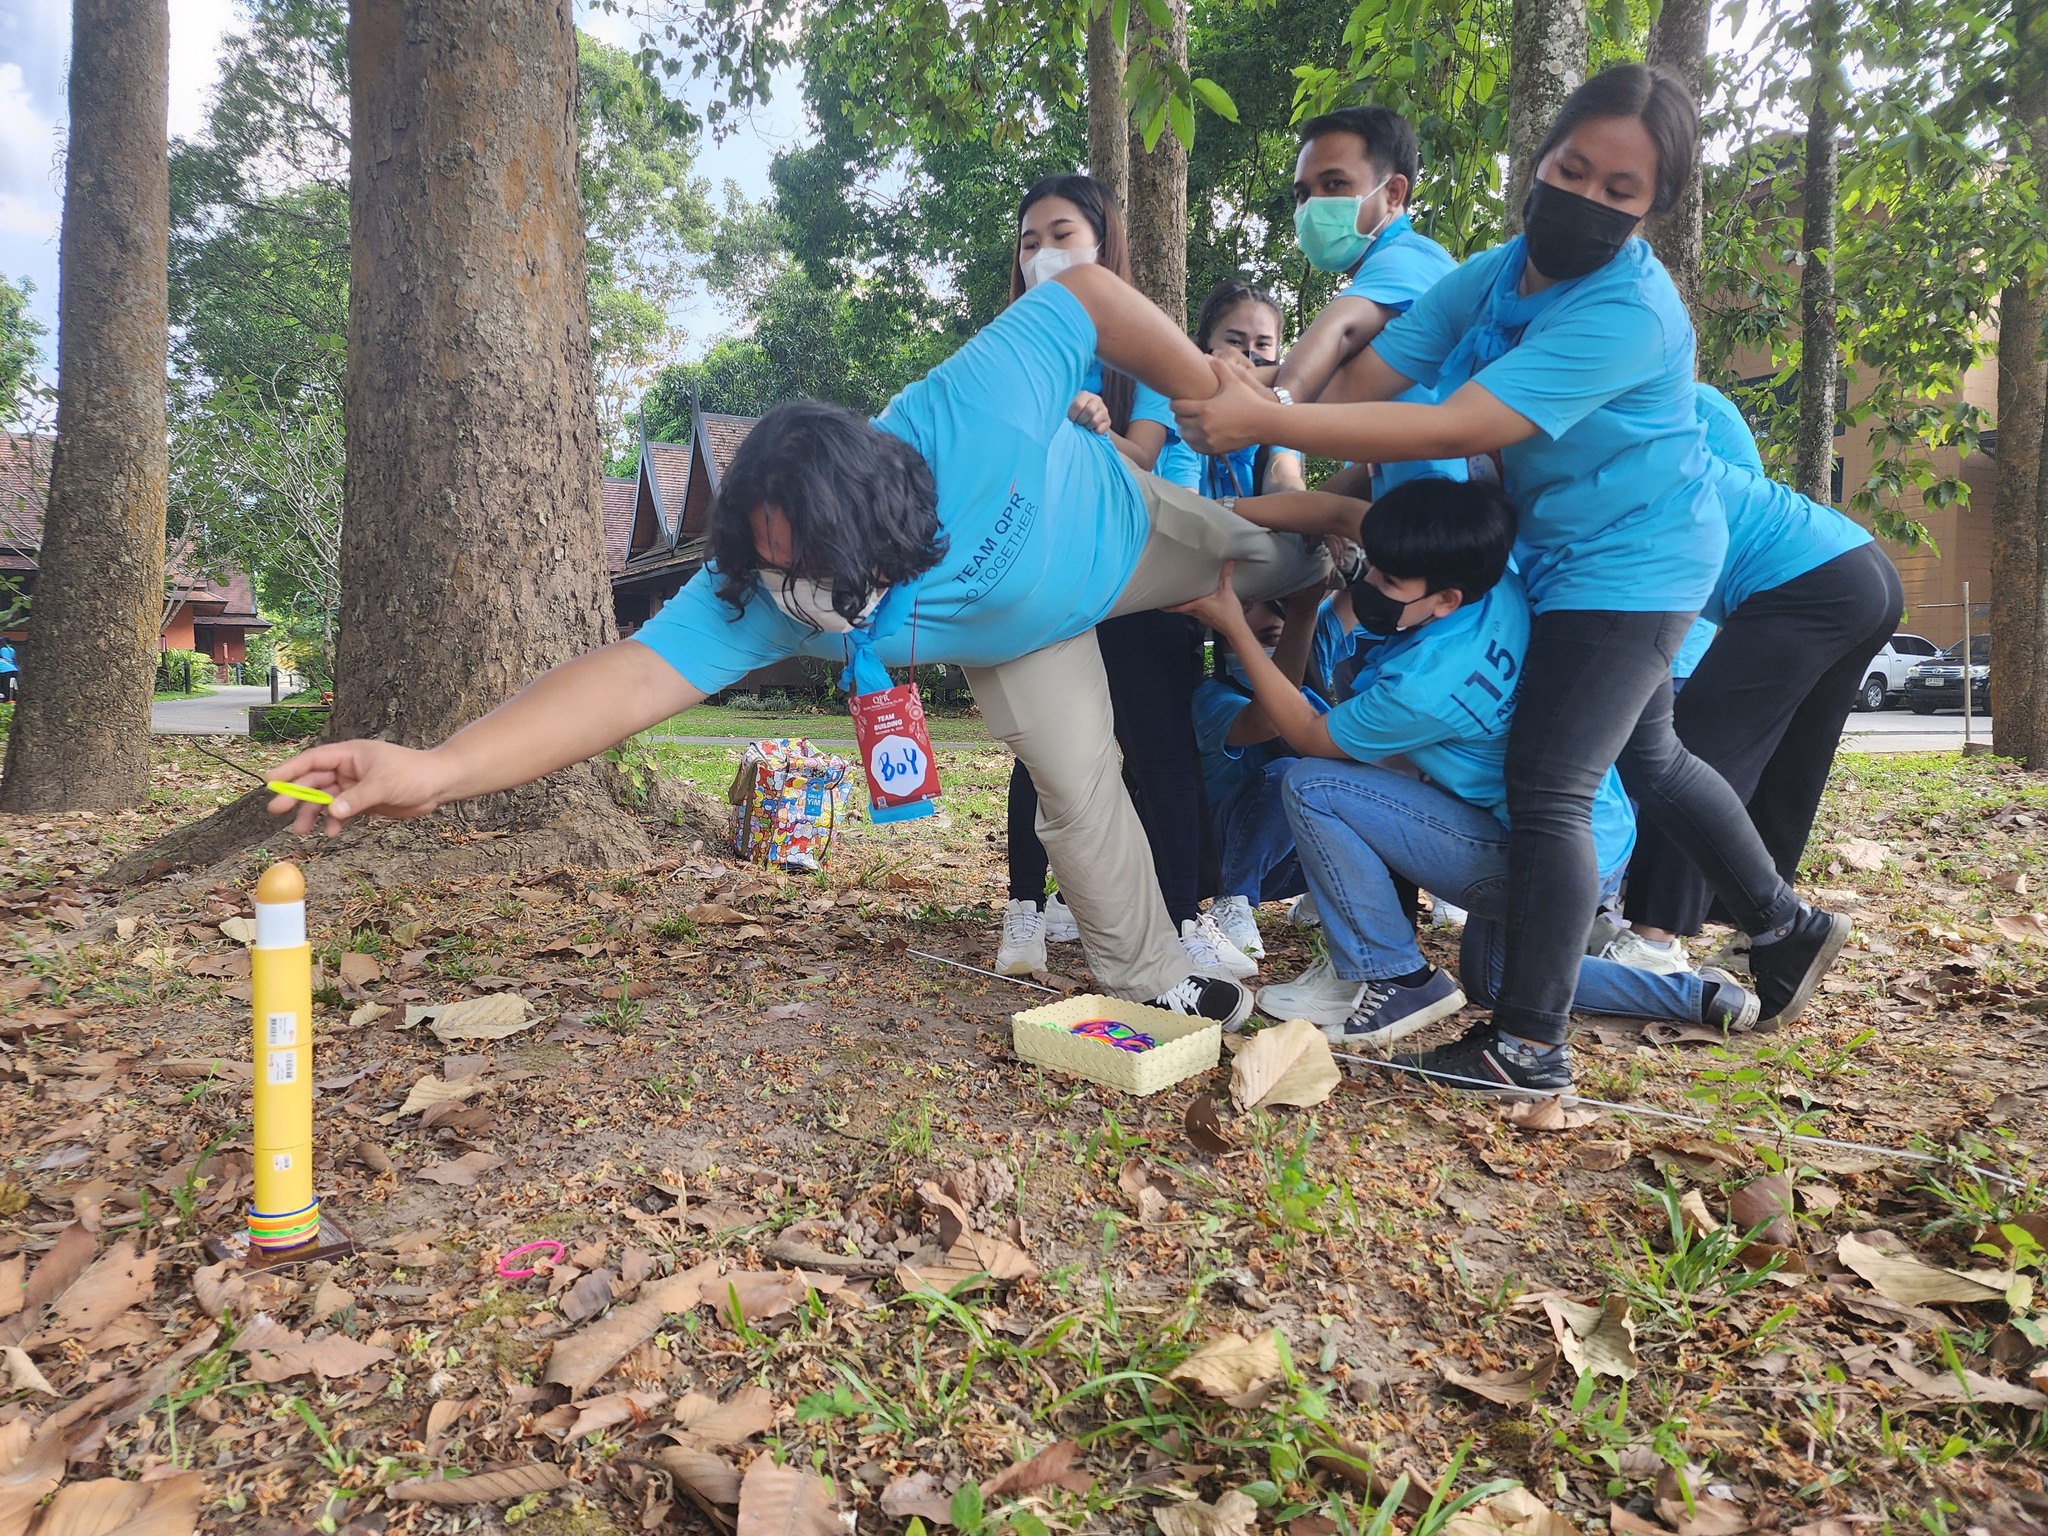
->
<box><xmin>1841</xmin><ymin>707</ymin><xmax>1994</xmax><ymax>754</ymax></box>
<box><xmin>150</xmin><ymin>685</ymin><xmax>276</xmax><ymax>735</ymax></box>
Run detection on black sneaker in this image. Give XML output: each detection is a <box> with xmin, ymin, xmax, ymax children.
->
<box><xmin>1151</xmin><ymin>974</ymin><xmax>1254</xmax><ymax>1031</ymax></box>
<box><xmin>1383</xmin><ymin>1019</ymin><xmax>1575</xmax><ymax>1099</ymax></box>
<box><xmin>1698</xmin><ymin>966</ymin><xmax>1763</xmax><ymax>1033</ymax></box>
<box><xmin>1748</xmin><ymin>906</ymin><xmax>1850</xmax><ymax>1030</ymax></box>
<box><xmin>1325</xmin><ymin>966</ymin><xmax>1466</xmax><ymax>1047</ymax></box>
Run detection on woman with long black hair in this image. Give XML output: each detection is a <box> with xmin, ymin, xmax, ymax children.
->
<box><xmin>1174</xmin><ymin>64</ymin><xmax>1851</xmax><ymax>1094</ymax></box>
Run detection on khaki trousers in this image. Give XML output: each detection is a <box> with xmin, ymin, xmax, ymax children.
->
<box><xmin>964</xmin><ymin>467</ymin><xmax>1329</xmax><ymax>1000</ymax></box>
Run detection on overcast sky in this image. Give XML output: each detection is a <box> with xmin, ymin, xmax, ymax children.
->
<box><xmin>0</xmin><ymin>0</ymin><xmax>807</xmax><ymax>383</ymax></box>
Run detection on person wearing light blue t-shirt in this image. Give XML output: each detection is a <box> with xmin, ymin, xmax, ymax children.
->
<box><xmin>995</xmin><ymin>175</ymin><xmax>1254</xmax><ymax>991</ymax></box>
<box><xmin>1173</xmin><ymin>63</ymin><xmax>1851</xmax><ymax>1096</ymax></box>
<box><xmin>1613</xmin><ymin>383</ymin><xmax>1902</xmax><ymax>963</ymax></box>
<box><xmin>0</xmin><ymin>641</ymin><xmax>16</xmax><ymax>704</ymax></box>
<box><xmin>1172</xmin><ymin>477</ymin><xmax>1760</xmax><ymax>1047</ymax></box>
<box><xmin>1155</xmin><ymin>281</ymin><xmax>1308</xmax><ymax>500</ymax></box>
<box><xmin>1269</xmin><ymin>105</ymin><xmax>1468</xmax><ymax>497</ymax></box>
<box><xmin>264</xmin><ymin>260</ymin><xmax>1328</xmax><ymax>1036</ymax></box>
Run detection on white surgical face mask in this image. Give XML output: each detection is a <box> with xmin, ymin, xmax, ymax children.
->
<box><xmin>1021</xmin><ymin>243</ymin><xmax>1098</xmax><ymax>291</ymax></box>
<box><xmin>762</xmin><ymin>575</ymin><xmax>885</xmax><ymax>634</ymax></box>
<box><xmin>1261</xmin><ymin>645</ymin><xmax>1279</xmax><ymax>659</ymax></box>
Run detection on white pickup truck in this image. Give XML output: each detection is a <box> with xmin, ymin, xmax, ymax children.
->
<box><xmin>1854</xmin><ymin>632</ymin><xmax>1942</xmax><ymax>712</ymax></box>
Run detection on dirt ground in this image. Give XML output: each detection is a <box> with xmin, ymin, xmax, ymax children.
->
<box><xmin>2</xmin><ymin>734</ymin><xmax>2046</xmax><ymax>1536</ymax></box>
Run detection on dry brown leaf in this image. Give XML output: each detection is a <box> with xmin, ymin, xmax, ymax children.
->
<box><xmin>337</xmin><ymin>952</ymin><xmax>383</xmax><ymax>987</ymax></box>
<box><xmin>309</xmin><ymin>1277</ymin><xmax>354</xmax><ymax>1325</ymax></box>
<box><xmin>1544</xmin><ymin>1297</ymin><xmax>1639</xmax><ymax>1382</ymax></box>
<box><xmin>736</xmin><ymin>1456</ymin><xmax>840</xmax><ymax>1536</ymax></box>
<box><xmin>1607</xmin><ymin>1509</ymin><xmax>1669</xmax><ymax>1536</ymax></box>
<box><xmin>559</xmin><ymin>1267</ymin><xmax>617</xmax><ymax>1325</ymax></box>
<box><xmin>559</xmin><ymin>1388</ymin><xmax>667</xmax><ymax>1441</ymax></box>
<box><xmin>416</xmin><ymin>1151</ymin><xmax>503</xmax><ymax>1187</ymax></box>
<box><xmin>389</xmin><ymin>1462</ymin><xmax>570</xmax><ymax>1504</ymax></box>
<box><xmin>1572</xmin><ymin>1139</ymin><xmax>1631</xmax><ymax>1172</ymax></box>
<box><xmin>685</xmin><ymin>1201</ymin><xmax>761</xmax><ymax>1233</ymax></box>
<box><xmin>1184</xmin><ymin>1095</ymin><xmax>1237</xmax><ymax>1154</ymax></box>
<box><xmin>424</xmin><ymin>1398</ymin><xmax>472</xmax><ymax>1442</ymax></box>
<box><xmin>1155</xmin><ymin>1490</ymin><xmax>1258</xmax><ymax>1536</ymax></box>
<box><xmin>1653</xmin><ymin>1493</ymin><xmax>1749</xmax><ymax>1536</ymax></box>
<box><xmin>0</xmin><ymin>1223</ymin><xmax>93</xmax><ymax>1348</ymax></box>
<box><xmin>952</xmin><ymin>1232</ymin><xmax>1037</xmax><ymax>1281</ymax></box>
<box><xmin>1886</xmin><ymin>1353</ymin><xmax>2048</xmax><ymax>1409</ymax></box>
<box><xmin>31</xmin><ymin>1469</ymin><xmax>203</xmax><ymax>1536</ymax></box>
<box><xmin>1836</xmin><ymin>1231</ymin><xmax>2013</xmax><ymax>1307</ymax></box>
<box><xmin>1993</xmin><ymin>912</ymin><xmax>2048</xmax><ymax>944</ymax></box>
<box><xmin>1505</xmin><ymin>1098</ymin><xmax>1602</xmax><ymax>1133</ymax></box>
<box><xmin>980</xmin><ymin>1438</ymin><xmax>1091</xmax><ymax>1497</ymax></box>
<box><xmin>416</xmin><ymin>992</ymin><xmax>536</xmax><ymax>1043</ymax></box>
<box><xmin>1118</xmin><ymin>1160</ymin><xmax>1171</xmax><ymax>1224</ymax></box>
<box><xmin>0</xmin><ymin>1256</ymin><xmax>21</xmax><ymax>1321</ymax></box>
<box><xmin>916</xmin><ymin>1180</ymin><xmax>972</xmax><ymax>1247</ymax></box>
<box><xmin>1168</xmin><ymin>1330</ymin><xmax>1283</xmax><ymax>1399</ymax></box>
<box><xmin>672</xmin><ymin>1385</ymin><xmax>775</xmax><ymax>1448</ymax></box>
<box><xmin>218</xmin><ymin>916</ymin><xmax>257</xmax><ymax>944</ymax></box>
<box><xmin>1728</xmin><ymin>1174</ymin><xmax>1795</xmax><ymax>1248</ymax></box>
<box><xmin>0</xmin><ymin>1346</ymin><xmax>52</xmax><ymax>1395</ymax></box>
<box><xmin>544</xmin><ymin>1261</ymin><xmax>717</xmax><ymax>1396</ymax></box>
<box><xmin>706</xmin><ymin>1270</ymin><xmax>843</xmax><ymax>1324</ymax></box>
<box><xmin>1229</xmin><ymin>1020</ymin><xmax>1339</xmax><ymax>1110</ymax></box>
<box><xmin>0</xmin><ymin>1432</ymin><xmax>67</xmax><ymax>1535</ymax></box>
<box><xmin>234</xmin><ymin>1312</ymin><xmax>397</xmax><ymax>1383</ymax></box>
<box><xmin>689</xmin><ymin>903</ymin><xmax>755</xmax><ymax>926</ymax></box>
<box><xmin>1835</xmin><ymin>837</ymin><xmax>1891</xmax><ymax>872</ymax></box>
<box><xmin>660</xmin><ymin>1444</ymin><xmax>743</xmax><ymax>1507</ymax></box>
<box><xmin>1443</xmin><ymin>1486</ymin><xmax>1582</xmax><ymax>1535</ymax></box>
<box><xmin>25</xmin><ymin>1239</ymin><xmax>157</xmax><ymax>1349</ymax></box>
<box><xmin>1442</xmin><ymin>1348</ymin><xmax>1559</xmax><ymax>1405</ymax></box>
<box><xmin>395</xmin><ymin>1073</ymin><xmax>489</xmax><ymax>1118</ymax></box>
<box><xmin>880</xmin><ymin>1472</ymin><xmax>954</xmax><ymax>1524</ymax></box>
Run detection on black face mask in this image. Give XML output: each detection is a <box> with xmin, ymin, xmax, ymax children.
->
<box><xmin>1521</xmin><ymin>178</ymin><xmax>1640</xmax><ymax>281</ymax></box>
<box><xmin>1351</xmin><ymin>577</ymin><xmax>1436</xmax><ymax>637</ymax></box>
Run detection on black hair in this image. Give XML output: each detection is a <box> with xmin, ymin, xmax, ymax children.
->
<box><xmin>708</xmin><ymin>400</ymin><xmax>946</xmax><ymax>622</ymax></box>
<box><xmin>1531</xmin><ymin>62</ymin><xmax>1698</xmax><ymax>216</ymax></box>
<box><xmin>1013</xmin><ymin>173</ymin><xmax>1136</xmax><ymax>435</ymax></box>
<box><xmin>1193</xmin><ymin>277</ymin><xmax>1285</xmax><ymax>355</ymax></box>
<box><xmin>1356</xmin><ymin>476</ymin><xmax>1517</xmax><ymax>604</ymax></box>
<box><xmin>1296</xmin><ymin>106</ymin><xmax>1420</xmax><ymax>192</ymax></box>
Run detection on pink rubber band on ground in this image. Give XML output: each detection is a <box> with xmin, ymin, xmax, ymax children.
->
<box><xmin>497</xmin><ymin>1240</ymin><xmax>566</xmax><ymax>1279</ymax></box>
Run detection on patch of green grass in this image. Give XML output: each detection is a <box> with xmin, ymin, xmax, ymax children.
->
<box><xmin>646</xmin><ymin>701</ymin><xmax>994</xmax><ymax>743</ymax></box>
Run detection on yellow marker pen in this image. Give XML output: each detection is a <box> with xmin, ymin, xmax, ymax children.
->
<box><xmin>267</xmin><ymin>780</ymin><xmax>334</xmax><ymax>806</ymax></box>
<box><xmin>248</xmin><ymin>862</ymin><xmax>319</xmax><ymax>1252</ymax></box>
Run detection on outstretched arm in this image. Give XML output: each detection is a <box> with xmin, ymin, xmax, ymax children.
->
<box><xmin>1274</xmin><ymin>294</ymin><xmax>1398</xmax><ymax>405</ymax></box>
<box><xmin>1171</xmin><ymin>566</ymin><xmax>1345</xmax><ymax>760</ymax></box>
<box><xmin>1053</xmin><ymin>264</ymin><xmax>1219</xmax><ymax>404</ymax></box>
<box><xmin>267</xmin><ymin>640</ymin><xmax>705</xmax><ymax>836</ymax></box>
<box><xmin>1230</xmin><ymin>489</ymin><xmax>1367</xmax><ymax>541</ymax></box>
<box><xmin>1225</xmin><ymin>585</ymin><xmax>1326</xmax><ymax>746</ymax></box>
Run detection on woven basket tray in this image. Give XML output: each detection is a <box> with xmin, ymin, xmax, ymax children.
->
<box><xmin>1011</xmin><ymin>994</ymin><xmax>1221</xmax><ymax>1096</ymax></box>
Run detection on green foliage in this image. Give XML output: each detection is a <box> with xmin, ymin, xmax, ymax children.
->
<box><xmin>0</xmin><ymin>277</ymin><xmax>46</xmax><ymax>426</ymax></box>
<box><xmin>155</xmin><ymin>649</ymin><xmax>217</xmax><ymax>696</ymax></box>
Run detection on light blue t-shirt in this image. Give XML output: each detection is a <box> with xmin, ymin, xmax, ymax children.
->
<box><xmin>0</xmin><ymin>645</ymin><xmax>15</xmax><ymax>674</ymax></box>
<box><xmin>1373</xmin><ymin>238</ymin><xmax>1723</xmax><ymax>615</ymax></box>
<box><xmin>632</xmin><ymin>281</ymin><xmax>1149</xmax><ymax>689</ymax></box>
<box><xmin>1693</xmin><ymin>384</ymin><xmax>1873</xmax><ymax>623</ymax></box>
<box><xmin>1155</xmin><ymin>436</ymin><xmax>1305</xmax><ymax>499</ymax></box>
<box><xmin>1340</xmin><ymin>214</ymin><xmax>1470</xmax><ymax>497</ymax></box>
<box><xmin>1671</xmin><ymin>619</ymin><xmax>1718</xmax><ymax>682</ymax></box>
<box><xmin>1312</xmin><ymin>595</ymin><xmax>1383</xmax><ymax>703</ymax></box>
<box><xmin>1192</xmin><ymin>671</ymin><xmax>1314</xmax><ymax>808</ymax></box>
<box><xmin>1325</xmin><ymin>571</ymin><xmax>1636</xmax><ymax>872</ymax></box>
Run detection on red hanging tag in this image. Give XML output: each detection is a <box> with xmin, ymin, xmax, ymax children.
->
<box><xmin>850</xmin><ymin>681</ymin><xmax>941</xmax><ymax>823</ymax></box>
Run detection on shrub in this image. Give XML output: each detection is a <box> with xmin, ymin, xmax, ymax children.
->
<box><xmin>156</xmin><ymin>649</ymin><xmax>216</xmax><ymax>694</ymax></box>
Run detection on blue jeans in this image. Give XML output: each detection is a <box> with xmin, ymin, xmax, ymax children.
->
<box><xmin>1214</xmin><ymin>759</ymin><xmax>1308</xmax><ymax>905</ymax></box>
<box><xmin>1283</xmin><ymin>759</ymin><xmax>1708</xmax><ymax>1023</ymax></box>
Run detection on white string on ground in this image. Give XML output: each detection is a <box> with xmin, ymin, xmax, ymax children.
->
<box><xmin>897</xmin><ymin>948</ymin><xmax>2030</xmax><ymax>1193</ymax></box>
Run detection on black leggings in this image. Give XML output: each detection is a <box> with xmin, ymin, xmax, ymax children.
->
<box><xmin>1624</xmin><ymin>543</ymin><xmax>1902</xmax><ymax>935</ymax></box>
<box><xmin>1007</xmin><ymin>611</ymin><xmax>1204</xmax><ymax>926</ymax></box>
<box><xmin>1498</xmin><ymin>608</ymin><xmax>1802</xmax><ymax>1044</ymax></box>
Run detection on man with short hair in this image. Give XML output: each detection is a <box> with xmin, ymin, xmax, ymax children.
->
<box><xmin>266</xmin><ymin>263</ymin><xmax>1328</xmax><ymax>1031</ymax></box>
<box><xmin>1274</xmin><ymin>106</ymin><xmax>1469</xmax><ymax>498</ymax></box>
<box><xmin>1179</xmin><ymin>478</ymin><xmax>1758</xmax><ymax>1075</ymax></box>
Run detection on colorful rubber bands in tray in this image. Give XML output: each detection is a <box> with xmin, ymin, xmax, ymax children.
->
<box><xmin>1069</xmin><ymin>1018</ymin><xmax>1156</xmax><ymax>1053</ymax></box>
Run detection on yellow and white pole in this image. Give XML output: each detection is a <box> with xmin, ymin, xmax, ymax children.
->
<box><xmin>248</xmin><ymin>861</ymin><xmax>319</xmax><ymax>1253</ymax></box>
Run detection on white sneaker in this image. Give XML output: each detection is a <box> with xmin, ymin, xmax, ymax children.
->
<box><xmin>1289</xmin><ymin>893</ymin><xmax>1321</xmax><ymax>929</ymax></box>
<box><xmin>1209</xmin><ymin>895</ymin><xmax>1265</xmax><ymax>960</ymax></box>
<box><xmin>1430</xmin><ymin>899</ymin><xmax>1468</xmax><ymax>929</ymax></box>
<box><xmin>1181</xmin><ymin>917</ymin><xmax>1257</xmax><ymax>981</ymax></box>
<box><xmin>995</xmin><ymin>899</ymin><xmax>1047</xmax><ymax>976</ymax></box>
<box><xmin>1597</xmin><ymin>927</ymin><xmax>1694</xmax><ymax>975</ymax></box>
<box><xmin>1043</xmin><ymin>893</ymin><xmax>1080</xmax><ymax>943</ymax></box>
<box><xmin>1256</xmin><ymin>956</ymin><xmax>1368</xmax><ymax>1027</ymax></box>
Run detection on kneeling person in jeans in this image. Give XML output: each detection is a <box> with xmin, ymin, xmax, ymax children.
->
<box><xmin>1179</xmin><ymin>478</ymin><xmax>1759</xmax><ymax>1061</ymax></box>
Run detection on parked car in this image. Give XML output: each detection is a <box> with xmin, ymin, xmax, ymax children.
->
<box><xmin>1855</xmin><ymin>632</ymin><xmax>1941</xmax><ymax>711</ymax></box>
<box><xmin>1904</xmin><ymin>634</ymin><xmax>1990</xmax><ymax>715</ymax></box>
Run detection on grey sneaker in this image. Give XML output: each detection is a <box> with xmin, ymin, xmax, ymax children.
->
<box><xmin>1256</xmin><ymin>957</ymin><xmax>1365</xmax><ymax>1027</ymax></box>
<box><xmin>1698</xmin><ymin>966</ymin><xmax>1762</xmax><ymax>1033</ymax></box>
<box><xmin>1598</xmin><ymin>928</ymin><xmax>1694</xmax><ymax>975</ymax></box>
<box><xmin>1043</xmin><ymin>893</ymin><xmax>1081</xmax><ymax>943</ymax></box>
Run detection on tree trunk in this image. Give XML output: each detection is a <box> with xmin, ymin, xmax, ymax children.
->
<box><xmin>1794</xmin><ymin>0</ymin><xmax>1841</xmax><ymax>506</ymax></box>
<box><xmin>1505</xmin><ymin>0</ymin><xmax>1588</xmax><ymax>232</ymax></box>
<box><xmin>325</xmin><ymin>0</ymin><xmax>645</xmax><ymax>864</ymax></box>
<box><xmin>1125</xmin><ymin>0</ymin><xmax>1189</xmax><ymax>325</ymax></box>
<box><xmin>1644</xmin><ymin>0</ymin><xmax>1709</xmax><ymax>313</ymax></box>
<box><xmin>1086</xmin><ymin>2</ymin><xmax>1128</xmax><ymax>215</ymax></box>
<box><xmin>1994</xmin><ymin>22</ymin><xmax>2048</xmax><ymax>766</ymax></box>
<box><xmin>0</xmin><ymin>0</ymin><xmax>170</xmax><ymax>814</ymax></box>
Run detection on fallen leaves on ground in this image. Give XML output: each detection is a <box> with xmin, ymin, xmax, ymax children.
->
<box><xmin>1167</xmin><ymin>1331</ymin><xmax>1284</xmax><ymax>1402</ymax></box>
<box><xmin>1443</xmin><ymin>1486</ymin><xmax>1581</xmax><ymax>1535</ymax></box>
<box><xmin>234</xmin><ymin>1313</ymin><xmax>397</xmax><ymax>1383</ymax></box>
<box><xmin>408</xmin><ymin>992</ymin><xmax>538</xmax><ymax>1043</ymax></box>
<box><xmin>1835</xmin><ymin>1231</ymin><xmax>2014</xmax><ymax>1307</ymax></box>
<box><xmin>735</xmin><ymin>1456</ymin><xmax>842</xmax><ymax>1536</ymax></box>
<box><xmin>1545</xmin><ymin>1297</ymin><xmax>1640</xmax><ymax>1382</ymax></box>
<box><xmin>1154</xmin><ymin>1489</ymin><xmax>1259</xmax><ymax>1536</ymax></box>
<box><xmin>389</xmin><ymin>1461</ymin><xmax>570</xmax><ymax>1504</ymax></box>
<box><xmin>1442</xmin><ymin>1349</ymin><xmax>1560</xmax><ymax>1405</ymax></box>
<box><xmin>544</xmin><ymin>1261</ymin><xmax>717</xmax><ymax>1396</ymax></box>
<box><xmin>1228</xmin><ymin>1019</ymin><xmax>1339</xmax><ymax>1110</ymax></box>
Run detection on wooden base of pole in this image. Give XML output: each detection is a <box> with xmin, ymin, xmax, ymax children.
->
<box><xmin>204</xmin><ymin>1217</ymin><xmax>357</xmax><ymax>1271</ymax></box>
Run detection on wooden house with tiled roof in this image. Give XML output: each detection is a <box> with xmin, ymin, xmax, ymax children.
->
<box><xmin>0</xmin><ymin>431</ymin><xmax>270</xmax><ymax>663</ymax></box>
<box><xmin>611</xmin><ymin>399</ymin><xmax>760</xmax><ymax>632</ymax></box>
